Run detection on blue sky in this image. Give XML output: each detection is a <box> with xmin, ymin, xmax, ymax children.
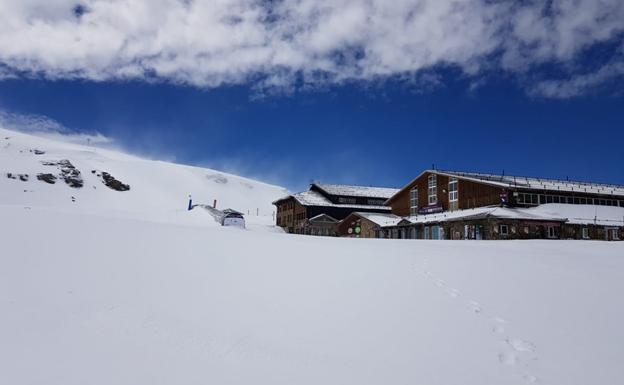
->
<box><xmin>0</xmin><ymin>1</ymin><xmax>623</xmax><ymax>191</ymax></box>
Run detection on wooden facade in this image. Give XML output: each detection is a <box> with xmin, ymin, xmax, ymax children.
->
<box><xmin>337</xmin><ymin>213</ymin><xmax>381</xmax><ymax>238</ymax></box>
<box><xmin>273</xmin><ymin>183</ymin><xmax>397</xmax><ymax>235</ymax></box>
<box><xmin>306</xmin><ymin>214</ymin><xmax>339</xmax><ymax>236</ymax></box>
<box><xmin>380</xmin><ymin>217</ymin><xmax>622</xmax><ymax>241</ymax></box>
<box><xmin>387</xmin><ymin>170</ymin><xmax>624</xmax><ymax>217</ymax></box>
<box><xmin>275</xmin><ymin>197</ymin><xmax>308</xmax><ymax>234</ymax></box>
<box><xmin>276</xmin><ymin>171</ymin><xmax>623</xmax><ymax>241</ymax></box>
<box><xmin>388</xmin><ymin>171</ymin><xmax>505</xmax><ymax>216</ymax></box>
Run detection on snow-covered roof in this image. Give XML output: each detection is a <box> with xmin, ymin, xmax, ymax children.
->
<box><xmin>382</xmin><ymin>204</ymin><xmax>624</xmax><ymax>227</ymax></box>
<box><xmin>437</xmin><ymin>170</ymin><xmax>624</xmax><ymax>197</ymax></box>
<box><xmin>388</xmin><ymin>169</ymin><xmax>624</xmax><ymax>203</ymax></box>
<box><xmin>528</xmin><ymin>204</ymin><xmax>624</xmax><ymax>227</ymax></box>
<box><xmin>350</xmin><ymin>212</ymin><xmax>405</xmax><ymax>227</ymax></box>
<box><xmin>308</xmin><ymin>213</ymin><xmax>339</xmax><ymax>222</ymax></box>
<box><xmin>313</xmin><ymin>183</ymin><xmax>399</xmax><ymax>199</ymax></box>
<box><xmin>403</xmin><ymin>206</ymin><xmax>567</xmax><ymax>225</ymax></box>
<box><xmin>274</xmin><ymin>190</ymin><xmax>391</xmax><ymax>210</ymax></box>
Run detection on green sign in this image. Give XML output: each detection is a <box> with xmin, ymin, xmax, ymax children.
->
<box><xmin>355</xmin><ymin>226</ymin><xmax>361</xmax><ymax>234</ymax></box>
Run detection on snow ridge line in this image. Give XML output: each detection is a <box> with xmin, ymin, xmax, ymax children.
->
<box><xmin>415</xmin><ymin>259</ymin><xmax>540</xmax><ymax>384</ymax></box>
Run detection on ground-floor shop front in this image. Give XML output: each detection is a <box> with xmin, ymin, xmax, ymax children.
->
<box><xmin>378</xmin><ymin>218</ymin><xmax>621</xmax><ymax>241</ymax></box>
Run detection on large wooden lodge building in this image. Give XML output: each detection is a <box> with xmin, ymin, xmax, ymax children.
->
<box><xmin>273</xmin><ymin>170</ymin><xmax>624</xmax><ymax>241</ymax></box>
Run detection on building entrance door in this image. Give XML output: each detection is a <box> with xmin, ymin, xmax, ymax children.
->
<box><xmin>431</xmin><ymin>226</ymin><xmax>440</xmax><ymax>240</ymax></box>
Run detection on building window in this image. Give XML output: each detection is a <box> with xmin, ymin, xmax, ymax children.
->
<box><xmin>500</xmin><ymin>224</ymin><xmax>509</xmax><ymax>236</ymax></box>
<box><xmin>410</xmin><ymin>187</ymin><xmax>418</xmax><ymax>216</ymax></box>
<box><xmin>517</xmin><ymin>193</ymin><xmax>539</xmax><ymax>205</ymax></box>
<box><xmin>424</xmin><ymin>226</ymin><xmax>430</xmax><ymax>239</ymax></box>
<box><xmin>448</xmin><ymin>177</ymin><xmax>458</xmax><ymax>211</ymax></box>
<box><xmin>582</xmin><ymin>227</ymin><xmax>589</xmax><ymax>239</ymax></box>
<box><xmin>338</xmin><ymin>197</ymin><xmax>357</xmax><ymax>204</ymax></box>
<box><xmin>611</xmin><ymin>229</ymin><xmax>620</xmax><ymax>240</ymax></box>
<box><xmin>367</xmin><ymin>199</ymin><xmax>386</xmax><ymax>206</ymax></box>
<box><xmin>428</xmin><ymin>174</ymin><xmax>437</xmax><ymax>205</ymax></box>
<box><xmin>548</xmin><ymin>226</ymin><xmax>556</xmax><ymax>238</ymax></box>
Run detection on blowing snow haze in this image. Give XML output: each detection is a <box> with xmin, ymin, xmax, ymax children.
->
<box><xmin>1</xmin><ymin>1</ymin><xmax>624</xmax><ymax>385</ymax></box>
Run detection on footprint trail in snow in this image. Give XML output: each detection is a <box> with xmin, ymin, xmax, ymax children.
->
<box><xmin>417</xmin><ymin>259</ymin><xmax>540</xmax><ymax>383</ymax></box>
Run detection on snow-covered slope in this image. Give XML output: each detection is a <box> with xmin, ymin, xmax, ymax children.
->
<box><xmin>1</xmin><ymin>127</ymin><xmax>624</xmax><ymax>385</ymax></box>
<box><xmin>0</xmin><ymin>127</ymin><xmax>288</xmax><ymax>223</ymax></box>
<box><xmin>1</xmin><ymin>206</ymin><xmax>623</xmax><ymax>385</ymax></box>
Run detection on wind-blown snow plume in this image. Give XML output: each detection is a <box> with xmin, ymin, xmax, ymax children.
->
<box><xmin>0</xmin><ymin>110</ymin><xmax>111</xmax><ymax>144</ymax></box>
<box><xmin>0</xmin><ymin>0</ymin><xmax>623</xmax><ymax>97</ymax></box>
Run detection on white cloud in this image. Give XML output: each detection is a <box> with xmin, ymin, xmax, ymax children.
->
<box><xmin>530</xmin><ymin>61</ymin><xmax>624</xmax><ymax>98</ymax></box>
<box><xmin>0</xmin><ymin>110</ymin><xmax>112</xmax><ymax>144</ymax></box>
<box><xmin>0</xmin><ymin>0</ymin><xmax>622</xmax><ymax>96</ymax></box>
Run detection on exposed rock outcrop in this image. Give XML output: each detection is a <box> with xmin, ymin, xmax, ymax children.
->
<box><xmin>36</xmin><ymin>173</ymin><xmax>57</xmax><ymax>184</ymax></box>
<box><xmin>91</xmin><ymin>170</ymin><xmax>130</xmax><ymax>191</ymax></box>
<box><xmin>7</xmin><ymin>173</ymin><xmax>29</xmax><ymax>181</ymax></box>
<box><xmin>41</xmin><ymin>160</ymin><xmax>83</xmax><ymax>188</ymax></box>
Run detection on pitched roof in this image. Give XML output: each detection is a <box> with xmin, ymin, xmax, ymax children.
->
<box><xmin>273</xmin><ymin>189</ymin><xmax>391</xmax><ymax>210</ymax></box>
<box><xmin>313</xmin><ymin>183</ymin><xmax>399</xmax><ymax>199</ymax></box>
<box><xmin>388</xmin><ymin>205</ymin><xmax>566</xmax><ymax>225</ymax></box>
<box><xmin>387</xmin><ymin>169</ymin><xmax>624</xmax><ymax>203</ymax></box>
<box><xmin>381</xmin><ymin>204</ymin><xmax>623</xmax><ymax>227</ymax></box>
<box><xmin>350</xmin><ymin>212</ymin><xmax>405</xmax><ymax>227</ymax></box>
<box><xmin>438</xmin><ymin>170</ymin><xmax>624</xmax><ymax>197</ymax></box>
<box><xmin>308</xmin><ymin>213</ymin><xmax>339</xmax><ymax>222</ymax></box>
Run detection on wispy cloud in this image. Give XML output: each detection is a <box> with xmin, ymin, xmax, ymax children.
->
<box><xmin>530</xmin><ymin>61</ymin><xmax>624</xmax><ymax>99</ymax></box>
<box><xmin>0</xmin><ymin>109</ymin><xmax>112</xmax><ymax>144</ymax></box>
<box><xmin>0</xmin><ymin>0</ymin><xmax>622</xmax><ymax>97</ymax></box>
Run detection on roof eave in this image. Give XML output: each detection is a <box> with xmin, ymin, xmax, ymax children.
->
<box><xmin>384</xmin><ymin>169</ymin><xmax>434</xmax><ymax>204</ymax></box>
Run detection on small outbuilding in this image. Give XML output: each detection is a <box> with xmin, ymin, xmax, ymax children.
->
<box><xmin>337</xmin><ymin>212</ymin><xmax>405</xmax><ymax>238</ymax></box>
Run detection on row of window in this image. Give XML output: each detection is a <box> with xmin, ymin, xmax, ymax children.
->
<box><xmin>337</xmin><ymin>197</ymin><xmax>386</xmax><ymax>206</ymax></box>
<box><xmin>516</xmin><ymin>192</ymin><xmax>624</xmax><ymax>207</ymax></box>
<box><xmin>277</xmin><ymin>211</ymin><xmax>305</xmax><ymax>224</ymax></box>
<box><xmin>378</xmin><ymin>225</ymin><xmax>444</xmax><ymax>240</ymax></box>
<box><xmin>499</xmin><ymin>224</ymin><xmax>558</xmax><ymax>238</ymax></box>
<box><xmin>410</xmin><ymin>176</ymin><xmax>459</xmax><ymax>215</ymax></box>
<box><xmin>379</xmin><ymin>224</ymin><xmax>619</xmax><ymax>240</ymax></box>
<box><xmin>277</xmin><ymin>201</ymin><xmax>295</xmax><ymax>212</ymax></box>
<box><xmin>498</xmin><ymin>225</ymin><xmax>620</xmax><ymax>240</ymax></box>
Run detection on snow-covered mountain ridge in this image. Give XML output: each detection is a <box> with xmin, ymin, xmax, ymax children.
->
<box><xmin>0</xmin><ymin>127</ymin><xmax>288</xmax><ymax>224</ymax></box>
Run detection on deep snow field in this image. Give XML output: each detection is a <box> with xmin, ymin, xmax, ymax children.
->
<box><xmin>1</xmin><ymin>128</ymin><xmax>623</xmax><ymax>385</ymax></box>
